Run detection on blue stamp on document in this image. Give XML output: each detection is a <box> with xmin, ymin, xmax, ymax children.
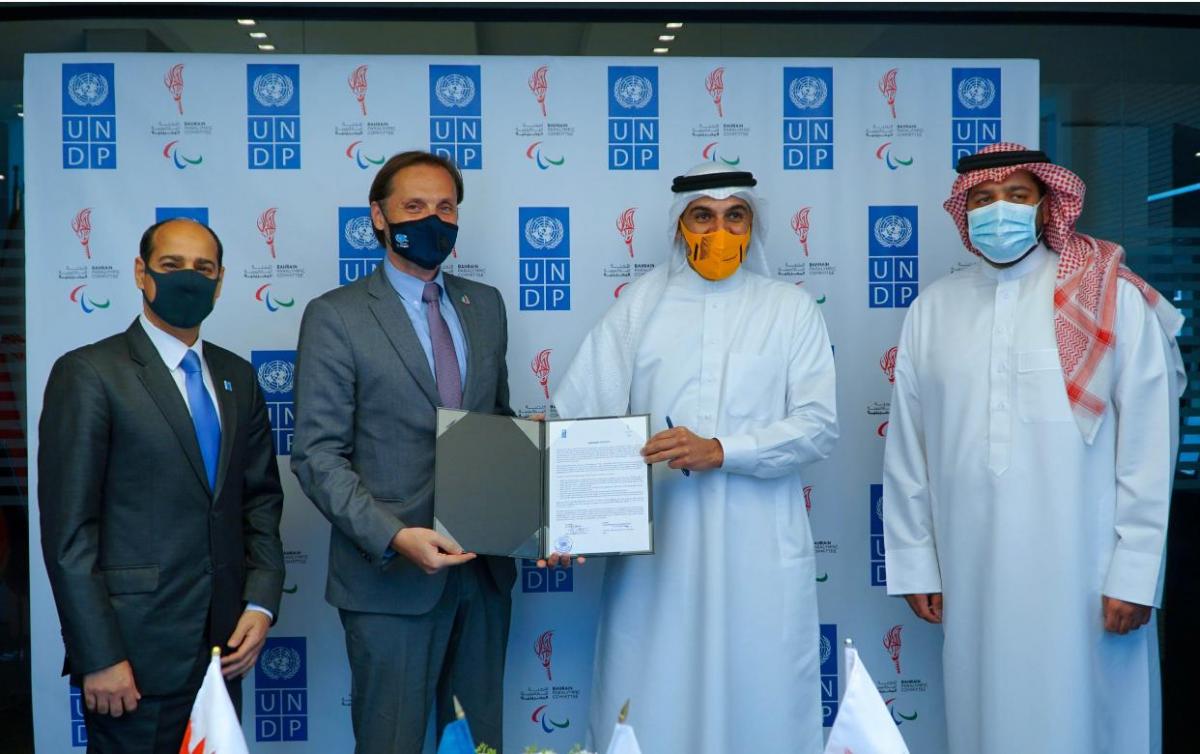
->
<box><xmin>554</xmin><ymin>535</ymin><xmax>574</xmax><ymax>554</ymax></box>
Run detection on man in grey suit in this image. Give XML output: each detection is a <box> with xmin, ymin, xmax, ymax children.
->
<box><xmin>292</xmin><ymin>151</ymin><xmax>516</xmax><ymax>753</ymax></box>
<box><xmin>39</xmin><ymin>218</ymin><xmax>285</xmax><ymax>753</ymax></box>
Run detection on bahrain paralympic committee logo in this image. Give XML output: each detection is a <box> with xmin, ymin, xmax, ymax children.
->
<box><xmin>532</xmin><ymin>349</ymin><xmax>552</xmax><ymax>399</ymax></box>
<box><xmin>526</xmin><ymin>141</ymin><xmax>564</xmax><ymax>170</ymax></box>
<box><xmin>534</xmin><ymin>629</ymin><xmax>554</xmax><ymax>680</ymax></box>
<box><xmin>879</xmin><ymin>68</ymin><xmax>898</xmax><ymax>119</ymax></box>
<box><xmin>346</xmin><ymin>140</ymin><xmax>385</xmax><ymax>169</ymax></box>
<box><xmin>162</xmin><ymin>140</ymin><xmax>202</xmax><ymax>169</ymax></box>
<box><xmin>72</xmin><ymin>208</ymin><xmax>93</xmax><ymax>259</ymax></box>
<box><xmin>529</xmin><ymin>65</ymin><xmax>549</xmax><ymax>117</ymax></box>
<box><xmin>255</xmin><ymin>284</ymin><xmax>295</xmax><ymax>312</ymax></box>
<box><xmin>616</xmin><ymin>208</ymin><xmax>636</xmax><ymax>257</ymax></box>
<box><xmin>164</xmin><ymin>63</ymin><xmax>185</xmax><ymax>114</ymax></box>
<box><xmin>705</xmin><ymin>66</ymin><xmax>725</xmax><ymax>117</ymax></box>
<box><xmin>69</xmin><ymin>285</ymin><xmax>110</xmax><ymax>314</ymax></box>
<box><xmin>791</xmin><ymin>207</ymin><xmax>811</xmax><ymax>256</ymax></box>
<box><xmin>258</xmin><ymin>208</ymin><xmax>279</xmax><ymax>258</ymax></box>
<box><xmin>701</xmin><ymin>141</ymin><xmax>739</xmax><ymax>166</ymax></box>
<box><xmin>880</xmin><ymin>346</ymin><xmax>898</xmax><ymax>384</ymax></box>
<box><xmin>883</xmin><ymin>624</ymin><xmax>903</xmax><ymax>674</ymax></box>
<box><xmin>348</xmin><ymin>64</ymin><xmax>368</xmax><ymax>115</ymax></box>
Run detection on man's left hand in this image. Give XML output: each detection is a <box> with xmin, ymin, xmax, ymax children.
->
<box><xmin>642</xmin><ymin>426</ymin><xmax>723</xmax><ymax>472</ymax></box>
<box><xmin>221</xmin><ymin>610</ymin><xmax>271</xmax><ymax>679</ymax></box>
<box><xmin>1102</xmin><ymin>596</ymin><xmax>1152</xmax><ymax>635</ymax></box>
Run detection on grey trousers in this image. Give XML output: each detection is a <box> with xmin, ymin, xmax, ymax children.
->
<box><xmin>340</xmin><ymin>560</ymin><xmax>512</xmax><ymax>754</ymax></box>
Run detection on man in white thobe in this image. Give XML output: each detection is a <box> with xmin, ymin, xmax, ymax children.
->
<box><xmin>883</xmin><ymin>142</ymin><xmax>1185</xmax><ymax>754</ymax></box>
<box><xmin>555</xmin><ymin>163</ymin><xmax>838</xmax><ymax>754</ymax></box>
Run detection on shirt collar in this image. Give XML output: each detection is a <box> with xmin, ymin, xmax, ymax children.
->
<box><xmin>138</xmin><ymin>313</ymin><xmax>204</xmax><ymax>371</ymax></box>
<box><xmin>382</xmin><ymin>256</ymin><xmax>446</xmax><ymax>304</ymax></box>
<box><xmin>978</xmin><ymin>241</ymin><xmax>1052</xmax><ymax>283</ymax></box>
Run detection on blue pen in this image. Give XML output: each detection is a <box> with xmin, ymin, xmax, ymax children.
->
<box><xmin>664</xmin><ymin>415</ymin><xmax>691</xmax><ymax>477</ymax></box>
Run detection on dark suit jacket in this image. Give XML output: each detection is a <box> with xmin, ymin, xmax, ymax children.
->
<box><xmin>291</xmin><ymin>265</ymin><xmax>517</xmax><ymax>615</ymax></box>
<box><xmin>38</xmin><ymin>319</ymin><xmax>285</xmax><ymax>695</ymax></box>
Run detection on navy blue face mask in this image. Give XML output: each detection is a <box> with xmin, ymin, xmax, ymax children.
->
<box><xmin>385</xmin><ymin>215</ymin><xmax>459</xmax><ymax>270</ymax></box>
<box><xmin>143</xmin><ymin>268</ymin><xmax>219</xmax><ymax>329</ymax></box>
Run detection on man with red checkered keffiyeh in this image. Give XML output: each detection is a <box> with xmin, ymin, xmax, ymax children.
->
<box><xmin>882</xmin><ymin>142</ymin><xmax>1184</xmax><ymax>754</ymax></box>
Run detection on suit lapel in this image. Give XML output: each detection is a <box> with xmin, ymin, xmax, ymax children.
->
<box><xmin>205</xmin><ymin>347</ymin><xmax>238</xmax><ymax>498</ymax></box>
<box><xmin>126</xmin><ymin>320</ymin><xmax>212</xmax><ymax>495</ymax></box>
<box><xmin>444</xmin><ymin>274</ymin><xmax>483</xmax><ymax>409</ymax></box>
<box><xmin>365</xmin><ymin>264</ymin><xmax>440</xmax><ymax>407</ymax></box>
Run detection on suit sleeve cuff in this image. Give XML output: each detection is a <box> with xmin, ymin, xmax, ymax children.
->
<box><xmin>1103</xmin><ymin>547</ymin><xmax>1164</xmax><ymax>608</ymax></box>
<box><xmin>884</xmin><ymin>546</ymin><xmax>943</xmax><ymax>596</ymax></box>
<box><xmin>245</xmin><ymin>603</ymin><xmax>274</xmax><ymax>622</ymax></box>
<box><xmin>716</xmin><ymin>434</ymin><xmax>755</xmax><ymax>474</ymax></box>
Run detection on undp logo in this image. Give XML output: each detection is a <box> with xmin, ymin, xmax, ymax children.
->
<box><xmin>67</xmin><ymin>71</ymin><xmax>109</xmax><ymax>107</ymax></box>
<box><xmin>260</xmin><ymin>645</ymin><xmax>302</xmax><ymax>681</ymax></box>
<box><xmin>951</xmin><ymin>67</ymin><xmax>1001</xmax><ymax>167</ymax></box>
<box><xmin>435</xmin><ymin>73</ymin><xmax>477</xmax><ymax>109</ymax></box>
<box><xmin>253</xmin><ymin>72</ymin><xmax>296</xmax><ymax>108</ymax></box>
<box><xmin>782</xmin><ymin>66</ymin><xmax>833</xmax><ymax>171</ymax></box>
<box><xmin>430</xmin><ymin>64</ymin><xmax>482</xmax><ymax>170</ymax></box>
<box><xmin>868</xmin><ymin>205</ymin><xmax>918</xmax><ymax>309</ymax></box>
<box><xmin>252</xmin><ymin>350</ymin><xmax>296</xmax><ymax>455</ymax></box>
<box><xmin>524</xmin><ymin>215</ymin><xmax>565</xmax><ymax>251</ymax></box>
<box><xmin>788</xmin><ymin>75</ymin><xmax>828</xmax><ymax>110</ymax></box>
<box><xmin>612</xmin><ymin>74</ymin><xmax>654</xmax><ymax>110</ymax></box>
<box><xmin>255</xmin><ymin>636</ymin><xmax>307</xmax><ymax>742</ymax></box>
<box><xmin>338</xmin><ymin>207</ymin><xmax>384</xmax><ymax>285</ymax></box>
<box><xmin>820</xmin><ymin>623</ymin><xmax>838</xmax><ymax>727</ymax></box>
<box><xmin>608</xmin><ymin>67</ymin><xmax>658</xmax><ymax>116</ymax></box>
<box><xmin>519</xmin><ymin>207</ymin><xmax>570</xmax><ymax>311</ymax></box>
<box><xmin>608</xmin><ymin>66</ymin><xmax>659</xmax><ymax>171</ymax></box>
<box><xmin>344</xmin><ymin>215</ymin><xmax>378</xmax><ymax>251</ymax></box>
<box><xmin>957</xmin><ymin>75</ymin><xmax>996</xmax><ymax>111</ymax></box>
<box><xmin>873</xmin><ymin>214</ymin><xmax>913</xmax><ymax>249</ymax></box>
<box><xmin>62</xmin><ymin>63</ymin><xmax>116</xmax><ymax>170</ymax></box>
<box><xmin>247</xmin><ymin>63</ymin><xmax>301</xmax><ymax>170</ymax></box>
<box><xmin>870</xmin><ymin>484</ymin><xmax>887</xmax><ymax>586</ymax></box>
<box><xmin>257</xmin><ymin>359</ymin><xmax>295</xmax><ymax>396</ymax></box>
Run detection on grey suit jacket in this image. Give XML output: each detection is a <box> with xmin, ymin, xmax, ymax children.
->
<box><xmin>38</xmin><ymin>320</ymin><xmax>285</xmax><ymax>695</ymax></box>
<box><xmin>291</xmin><ymin>265</ymin><xmax>517</xmax><ymax>615</ymax></box>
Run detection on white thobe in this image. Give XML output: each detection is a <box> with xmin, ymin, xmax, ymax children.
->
<box><xmin>883</xmin><ymin>245</ymin><xmax>1180</xmax><ymax>754</ymax></box>
<box><xmin>574</xmin><ymin>267</ymin><xmax>838</xmax><ymax>754</ymax></box>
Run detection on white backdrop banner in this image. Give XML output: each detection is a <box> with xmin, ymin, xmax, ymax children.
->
<box><xmin>25</xmin><ymin>53</ymin><xmax>1038</xmax><ymax>753</ymax></box>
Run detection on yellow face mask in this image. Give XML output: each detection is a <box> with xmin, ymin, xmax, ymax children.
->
<box><xmin>678</xmin><ymin>220</ymin><xmax>751</xmax><ymax>281</ymax></box>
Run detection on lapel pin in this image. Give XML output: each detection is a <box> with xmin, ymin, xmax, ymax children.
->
<box><xmin>461</xmin><ymin>294</ymin><xmax>471</xmax><ymax>305</ymax></box>
<box><xmin>223</xmin><ymin>380</ymin><xmax>233</xmax><ymax>391</ymax></box>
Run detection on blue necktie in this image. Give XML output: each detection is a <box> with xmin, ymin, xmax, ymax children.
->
<box><xmin>181</xmin><ymin>350</ymin><xmax>221</xmax><ymax>492</ymax></box>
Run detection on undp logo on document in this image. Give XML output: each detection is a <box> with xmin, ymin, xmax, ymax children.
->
<box><xmin>870</xmin><ymin>484</ymin><xmax>887</xmax><ymax>586</ymax></box>
<box><xmin>521</xmin><ymin>559</ymin><xmax>573</xmax><ymax>592</ymax></box>
<box><xmin>783</xmin><ymin>67</ymin><xmax>833</xmax><ymax>170</ymax></box>
<box><xmin>430</xmin><ymin>64</ymin><xmax>483</xmax><ymax>169</ymax></box>
<box><xmin>519</xmin><ymin>207</ymin><xmax>571</xmax><ymax>311</ymax></box>
<box><xmin>339</xmin><ymin>206</ymin><xmax>384</xmax><ymax>285</ymax></box>
<box><xmin>820</xmin><ymin>623</ymin><xmax>838</xmax><ymax>727</ymax></box>
<box><xmin>255</xmin><ymin>636</ymin><xmax>308</xmax><ymax>742</ymax></box>
<box><xmin>155</xmin><ymin>206</ymin><xmax>208</xmax><ymax>225</ymax></box>
<box><xmin>868</xmin><ymin>205</ymin><xmax>919</xmax><ymax>309</ymax></box>
<box><xmin>247</xmin><ymin>63</ymin><xmax>301</xmax><ymax>170</ymax></box>
<box><xmin>62</xmin><ymin>63</ymin><xmax>117</xmax><ymax>169</ymax></box>
<box><xmin>252</xmin><ymin>350</ymin><xmax>296</xmax><ymax>455</ymax></box>
<box><xmin>607</xmin><ymin>66</ymin><xmax>659</xmax><ymax>170</ymax></box>
<box><xmin>951</xmin><ymin>67</ymin><xmax>1001</xmax><ymax>167</ymax></box>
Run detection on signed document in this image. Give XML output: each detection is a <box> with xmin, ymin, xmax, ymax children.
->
<box><xmin>434</xmin><ymin>409</ymin><xmax>653</xmax><ymax>558</ymax></box>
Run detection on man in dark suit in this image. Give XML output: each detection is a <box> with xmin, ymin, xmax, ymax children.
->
<box><xmin>292</xmin><ymin>151</ymin><xmax>516</xmax><ymax>754</ymax></box>
<box><xmin>39</xmin><ymin>218</ymin><xmax>285</xmax><ymax>753</ymax></box>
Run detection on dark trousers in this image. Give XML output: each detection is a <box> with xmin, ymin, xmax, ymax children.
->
<box><xmin>340</xmin><ymin>560</ymin><xmax>512</xmax><ymax>754</ymax></box>
<box><xmin>83</xmin><ymin>647</ymin><xmax>243</xmax><ymax>754</ymax></box>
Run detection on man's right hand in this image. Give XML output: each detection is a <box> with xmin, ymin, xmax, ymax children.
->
<box><xmin>903</xmin><ymin>593</ymin><xmax>943</xmax><ymax>624</ymax></box>
<box><xmin>390</xmin><ymin>527</ymin><xmax>476</xmax><ymax>574</ymax></box>
<box><xmin>83</xmin><ymin>660</ymin><xmax>141</xmax><ymax>717</ymax></box>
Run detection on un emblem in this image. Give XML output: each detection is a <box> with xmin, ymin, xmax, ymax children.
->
<box><xmin>957</xmin><ymin>76</ymin><xmax>996</xmax><ymax>110</ymax></box>
<box><xmin>524</xmin><ymin>216</ymin><xmax>565</xmax><ymax>250</ymax></box>
<box><xmin>343</xmin><ymin>216</ymin><xmax>379</xmax><ymax>251</ymax></box>
<box><xmin>788</xmin><ymin>76</ymin><xmax>828</xmax><ymax>110</ymax></box>
<box><xmin>874</xmin><ymin>215</ymin><xmax>913</xmax><ymax>248</ymax></box>
<box><xmin>253</xmin><ymin>72</ymin><xmax>295</xmax><ymax>108</ymax></box>
<box><xmin>257</xmin><ymin>360</ymin><xmax>295</xmax><ymax>395</ymax></box>
<box><xmin>67</xmin><ymin>72</ymin><xmax>110</xmax><ymax>107</ymax></box>
<box><xmin>875</xmin><ymin>496</ymin><xmax>884</xmax><ymax>524</ymax></box>
<box><xmin>612</xmin><ymin>75</ymin><xmax>653</xmax><ymax>110</ymax></box>
<box><xmin>434</xmin><ymin>74</ymin><xmax>476</xmax><ymax>108</ymax></box>
<box><xmin>819</xmin><ymin>635</ymin><xmax>832</xmax><ymax>665</ymax></box>
<box><xmin>260</xmin><ymin>646</ymin><xmax>302</xmax><ymax>681</ymax></box>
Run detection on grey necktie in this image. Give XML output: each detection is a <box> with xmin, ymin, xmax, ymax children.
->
<box><xmin>422</xmin><ymin>281</ymin><xmax>463</xmax><ymax>409</ymax></box>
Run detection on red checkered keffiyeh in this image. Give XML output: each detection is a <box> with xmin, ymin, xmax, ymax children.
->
<box><xmin>945</xmin><ymin>142</ymin><xmax>1180</xmax><ymax>443</ymax></box>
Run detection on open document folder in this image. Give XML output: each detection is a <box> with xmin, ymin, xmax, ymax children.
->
<box><xmin>434</xmin><ymin>408</ymin><xmax>654</xmax><ymax>559</ymax></box>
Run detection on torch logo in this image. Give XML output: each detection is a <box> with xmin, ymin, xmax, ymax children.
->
<box><xmin>879</xmin><ymin>68</ymin><xmax>898</xmax><ymax>119</ymax></box>
<box><xmin>534</xmin><ymin>630</ymin><xmax>554</xmax><ymax>680</ymax></box>
<box><xmin>705</xmin><ymin>67</ymin><xmax>725</xmax><ymax>118</ymax></box>
<box><xmin>72</xmin><ymin>208</ymin><xmax>93</xmax><ymax>259</ymax></box>
<box><xmin>883</xmin><ymin>624</ymin><xmax>903</xmax><ymax>674</ymax></box>
<box><xmin>616</xmin><ymin>208</ymin><xmax>636</xmax><ymax>258</ymax></box>
<box><xmin>164</xmin><ymin>64</ymin><xmax>185</xmax><ymax>115</ymax></box>
<box><xmin>532</xmin><ymin>349</ymin><xmax>552</xmax><ymax>399</ymax></box>
<box><xmin>349</xmin><ymin>65</ymin><xmax>368</xmax><ymax>116</ymax></box>
<box><xmin>529</xmin><ymin>65</ymin><xmax>549</xmax><ymax>117</ymax></box>
<box><xmin>258</xmin><ymin>208</ymin><xmax>278</xmax><ymax>259</ymax></box>
<box><xmin>791</xmin><ymin>207</ymin><xmax>811</xmax><ymax>257</ymax></box>
<box><xmin>880</xmin><ymin>346</ymin><xmax>898</xmax><ymax>384</ymax></box>
<box><xmin>803</xmin><ymin>484</ymin><xmax>813</xmax><ymax>513</ymax></box>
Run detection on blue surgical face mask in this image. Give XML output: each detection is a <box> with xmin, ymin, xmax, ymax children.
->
<box><xmin>967</xmin><ymin>199</ymin><xmax>1042</xmax><ymax>265</ymax></box>
<box><xmin>384</xmin><ymin>214</ymin><xmax>458</xmax><ymax>271</ymax></box>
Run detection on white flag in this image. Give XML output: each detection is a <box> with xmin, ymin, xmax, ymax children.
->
<box><xmin>823</xmin><ymin>643</ymin><xmax>910</xmax><ymax>754</ymax></box>
<box><xmin>605</xmin><ymin>722</ymin><xmax>644</xmax><ymax>754</ymax></box>
<box><xmin>178</xmin><ymin>650</ymin><xmax>249</xmax><ymax>754</ymax></box>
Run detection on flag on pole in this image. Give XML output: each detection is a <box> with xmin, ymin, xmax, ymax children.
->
<box><xmin>179</xmin><ymin>648</ymin><xmax>248</xmax><ymax>754</ymax></box>
<box><xmin>823</xmin><ymin>640</ymin><xmax>910</xmax><ymax>754</ymax></box>
<box><xmin>437</xmin><ymin>696</ymin><xmax>476</xmax><ymax>754</ymax></box>
<box><xmin>604</xmin><ymin>699</ymin><xmax>643</xmax><ymax>754</ymax></box>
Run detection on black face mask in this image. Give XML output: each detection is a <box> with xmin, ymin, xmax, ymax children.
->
<box><xmin>385</xmin><ymin>214</ymin><xmax>459</xmax><ymax>270</ymax></box>
<box><xmin>143</xmin><ymin>268</ymin><xmax>219</xmax><ymax>329</ymax></box>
